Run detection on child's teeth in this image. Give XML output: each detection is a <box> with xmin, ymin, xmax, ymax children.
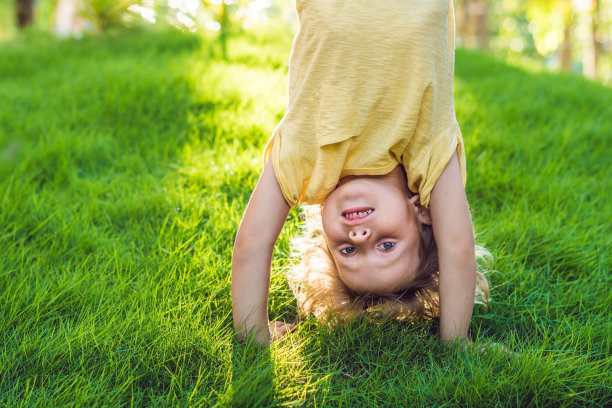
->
<box><xmin>345</xmin><ymin>209</ymin><xmax>372</xmax><ymax>218</ymax></box>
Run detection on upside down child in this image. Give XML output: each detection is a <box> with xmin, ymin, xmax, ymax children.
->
<box><xmin>232</xmin><ymin>0</ymin><xmax>489</xmax><ymax>346</ymax></box>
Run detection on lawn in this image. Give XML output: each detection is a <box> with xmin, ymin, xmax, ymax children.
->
<box><xmin>0</xmin><ymin>28</ymin><xmax>610</xmax><ymax>407</ymax></box>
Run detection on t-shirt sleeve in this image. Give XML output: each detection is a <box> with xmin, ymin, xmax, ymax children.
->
<box><xmin>263</xmin><ymin>126</ymin><xmax>300</xmax><ymax>208</ymax></box>
<box><xmin>401</xmin><ymin>0</ymin><xmax>466</xmax><ymax>208</ymax></box>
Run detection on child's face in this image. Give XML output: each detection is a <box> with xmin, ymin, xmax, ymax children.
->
<box><xmin>321</xmin><ymin>167</ymin><xmax>430</xmax><ymax>294</ymax></box>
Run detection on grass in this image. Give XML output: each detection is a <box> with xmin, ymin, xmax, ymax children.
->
<box><xmin>0</xmin><ymin>26</ymin><xmax>610</xmax><ymax>407</ymax></box>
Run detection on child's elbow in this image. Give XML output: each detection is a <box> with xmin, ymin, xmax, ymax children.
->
<box><xmin>439</xmin><ymin>238</ymin><xmax>476</xmax><ymax>271</ymax></box>
<box><xmin>232</xmin><ymin>225</ymin><xmax>275</xmax><ymax>261</ymax></box>
<box><xmin>456</xmin><ymin>240</ymin><xmax>476</xmax><ymax>263</ymax></box>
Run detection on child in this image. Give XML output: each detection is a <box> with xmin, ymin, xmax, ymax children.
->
<box><xmin>232</xmin><ymin>0</ymin><xmax>489</xmax><ymax>346</ymax></box>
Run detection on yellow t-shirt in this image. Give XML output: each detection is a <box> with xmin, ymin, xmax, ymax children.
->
<box><xmin>264</xmin><ymin>0</ymin><xmax>466</xmax><ymax>208</ymax></box>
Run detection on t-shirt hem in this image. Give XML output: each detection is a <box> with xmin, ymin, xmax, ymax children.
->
<box><xmin>338</xmin><ymin>162</ymin><xmax>400</xmax><ymax>179</ymax></box>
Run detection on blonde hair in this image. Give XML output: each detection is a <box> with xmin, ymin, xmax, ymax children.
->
<box><xmin>287</xmin><ymin>204</ymin><xmax>490</xmax><ymax>322</ymax></box>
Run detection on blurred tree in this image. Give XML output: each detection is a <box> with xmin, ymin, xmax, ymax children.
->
<box><xmin>16</xmin><ymin>0</ymin><xmax>34</xmax><ymax>28</ymax></box>
<box><xmin>561</xmin><ymin>1</ymin><xmax>573</xmax><ymax>71</ymax></box>
<box><xmin>575</xmin><ymin>0</ymin><xmax>598</xmax><ymax>77</ymax></box>
<box><xmin>456</xmin><ymin>0</ymin><xmax>490</xmax><ymax>50</ymax></box>
<box><xmin>80</xmin><ymin>0</ymin><xmax>139</xmax><ymax>32</ymax></box>
<box><xmin>53</xmin><ymin>0</ymin><xmax>77</xmax><ymax>37</ymax></box>
<box><xmin>527</xmin><ymin>0</ymin><xmax>602</xmax><ymax>75</ymax></box>
<box><xmin>455</xmin><ymin>0</ymin><xmax>611</xmax><ymax>81</ymax></box>
<box><xmin>219</xmin><ymin>0</ymin><xmax>229</xmax><ymax>59</ymax></box>
<box><xmin>201</xmin><ymin>0</ymin><xmax>251</xmax><ymax>59</ymax></box>
<box><xmin>524</xmin><ymin>1</ymin><xmax>572</xmax><ymax>70</ymax></box>
<box><xmin>594</xmin><ymin>0</ymin><xmax>612</xmax><ymax>82</ymax></box>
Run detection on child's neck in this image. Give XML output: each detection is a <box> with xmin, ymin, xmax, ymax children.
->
<box><xmin>336</xmin><ymin>165</ymin><xmax>414</xmax><ymax>197</ymax></box>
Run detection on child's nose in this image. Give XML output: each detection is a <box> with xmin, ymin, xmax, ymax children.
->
<box><xmin>349</xmin><ymin>228</ymin><xmax>371</xmax><ymax>242</ymax></box>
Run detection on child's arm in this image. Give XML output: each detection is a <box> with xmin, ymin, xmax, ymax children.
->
<box><xmin>232</xmin><ymin>159</ymin><xmax>291</xmax><ymax>345</ymax></box>
<box><xmin>429</xmin><ymin>152</ymin><xmax>476</xmax><ymax>343</ymax></box>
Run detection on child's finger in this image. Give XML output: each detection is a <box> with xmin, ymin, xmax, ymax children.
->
<box><xmin>268</xmin><ymin>321</ymin><xmax>298</xmax><ymax>341</ymax></box>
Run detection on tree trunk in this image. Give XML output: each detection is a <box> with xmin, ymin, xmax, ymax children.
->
<box><xmin>220</xmin><ymin>2</ymin><xmax>229</xmax><ymax>60</ymax></box>
<box><xmin>455</xmin><ymin>0</ymin><xmax>468</xmax><ymax>47</ymax></box>
<box><xmin>560</xmin><ymin>23</ymin><xmax>572</xmax><ymax>71</ymax></box>
<box><xmin>464</xmin><ymin>0</ymin><xmax>477</xmax><ymax>48</ymax></box>
<box><xmin>54</xmin><ymin>0</ymin><xmax>78</xmax><ymax>37</ymax></box>
<box><xmin>461</xmin><ymin>0</ymin><xmax>489</xmax><ymax>50</ymax></box>
<box><xmin>582</xmin><ymin>9</ymin><xmax>597</xmax><ymax>78</ymax></box>
<box><xmin>474</xmin><ymin>2</ymin><xmax>489</xmax><ymax>51</ymax></box>
<box><xmin>16</xmin><ymin>0</ymin><xmax>34</xmax><ymax>28</ymax></box>
<box><xmin>589</xmin><ymin>2</ymin><xmax>600</xmax><ymax>78</ymax></box>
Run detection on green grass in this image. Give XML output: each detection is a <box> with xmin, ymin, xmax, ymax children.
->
<box><xmin>1</xmin><ymin>27</ymin><xmax>610</xmax><ymax>407</ymax></box>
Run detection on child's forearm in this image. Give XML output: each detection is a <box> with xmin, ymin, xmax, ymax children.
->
<box><xmin>230</xmin><ymin>159</ymin><xmax>291</xmax><ymax>345</ymax></box>
<box><xmin>231</xmin><ymin>239</ymin><xmax>274</xmax><ymax>344</ymax></box>
<box><xmin>438</xmin><ymin>243</ymin><xmax>476</xmax><ymax>342</ymax></box>
<box><xmin>429</xmin><ymin>152</ymin><xmax>477</xmax><ymax>343</ymax></box>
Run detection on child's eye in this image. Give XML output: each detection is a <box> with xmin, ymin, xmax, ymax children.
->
<box><xmin>340</xmin><ymin>247</ymin><xmax>356</xmax><ymax>255</ymax></box>
<box><xmin>379</xmin><ymin>242</ymin><xmax>395</xmax><ymax>251</ymax></box>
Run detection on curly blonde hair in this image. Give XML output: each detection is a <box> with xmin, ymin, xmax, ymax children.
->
<box><xmin>287</xmin><ymin>204</ymin><xmax>490</xmax><ymax>322</ymax></box>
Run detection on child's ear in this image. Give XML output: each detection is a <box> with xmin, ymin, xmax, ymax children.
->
<box><xmin>409</xmin><ymin>195</ymin><xmax>432</xmax><ymax>225</ymax></box>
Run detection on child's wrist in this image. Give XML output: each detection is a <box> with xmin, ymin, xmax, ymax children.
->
<box><xmin>441</xmin><ymin>334</ymin><xmax>472</xmax><ymax>349</ymax></box>
<box><xmin>235</xmin><ymin>318</ymin><xmax>270</xmax><ymax>342</ymax></box>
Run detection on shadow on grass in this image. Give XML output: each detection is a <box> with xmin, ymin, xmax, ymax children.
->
<box><xmin>218</xmin><ymin>340</ymin><xmax>275</xmax><ymax>407</ymax></box>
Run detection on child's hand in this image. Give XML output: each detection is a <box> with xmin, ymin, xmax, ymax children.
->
<box><xmin>268</xmin><ymin>321</ymin><xmax>297</xmax><ymax>342</ymax></box>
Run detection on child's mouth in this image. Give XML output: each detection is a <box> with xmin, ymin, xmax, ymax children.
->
<box><xmin>342</xmin><ymin>208</ymin><xmax>374</xmax><ymax>220</ymax></box>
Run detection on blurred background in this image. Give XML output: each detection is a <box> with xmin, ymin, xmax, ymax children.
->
<box><xmin>1</xmin><ymin>0</ymin><xmax>611</xmax><ymax>84</ymax></box>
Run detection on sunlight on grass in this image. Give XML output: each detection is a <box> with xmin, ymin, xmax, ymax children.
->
<box><xmin>0</xmin><ymin>29</ymin><xmax>610</xmax><ymax>406</ymax></box>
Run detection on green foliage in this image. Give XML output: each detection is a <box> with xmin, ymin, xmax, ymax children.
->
<box><xmin>0</xmin><ymin>0</ymin><xmax>16</xmax><ymax>39</ymax></box>
<box><xmin>460</xmin><ymin>0</ymin><xmax>612</xmax><ymax>82</ymax></box>
<box><xmin>80</xmin><ymin>0</ymin><xmax>139</xmax><ymax>31</ymax></box>
<box><xmin>0</xmin><ymin>29</ymin><xmax>610</xmax><ymax>406</ymax></box>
